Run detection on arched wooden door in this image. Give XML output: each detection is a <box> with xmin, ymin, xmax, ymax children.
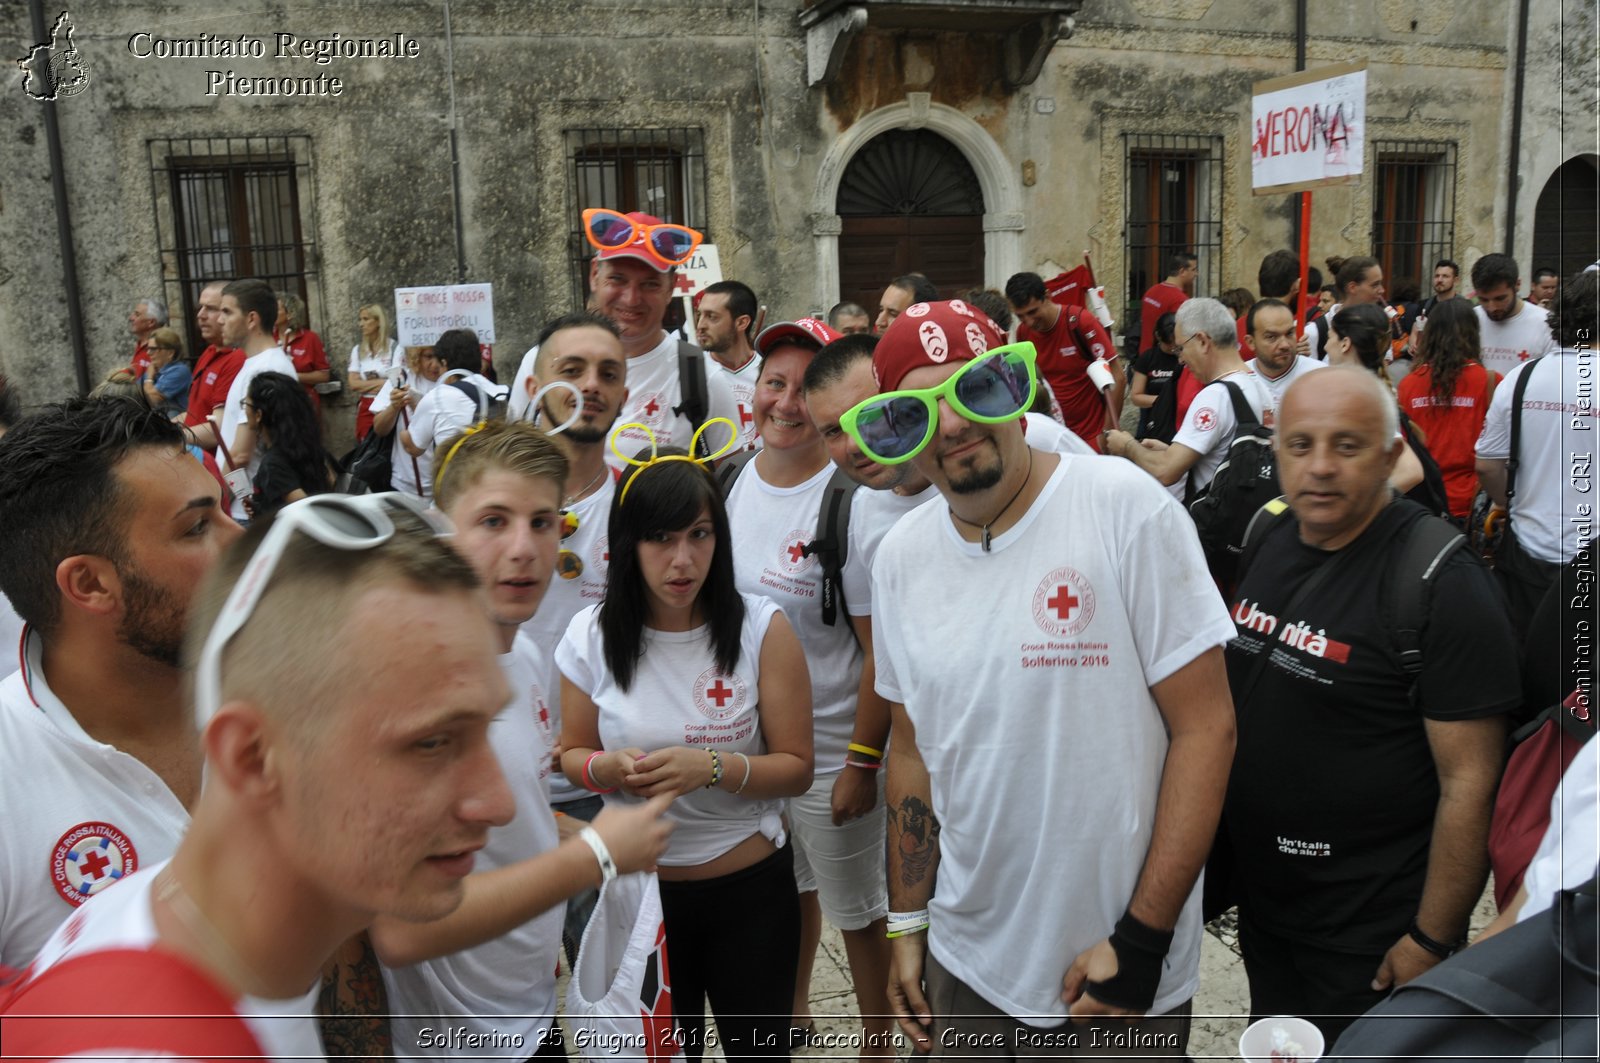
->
<box><xmin>1532</xmin><ymin>156</ymin><xmax>1599</xmax><ymax>281</ymax></box>
<box><xmin>836</xmin><ymin>130</ymin><xmax>986</xmax><ymax>309</ymax></box>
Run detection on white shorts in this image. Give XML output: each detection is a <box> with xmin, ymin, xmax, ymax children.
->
<box><xmin>788</xmin><ymin>771</ymin><xmax>888</xmax><ymax>931</ymax></box>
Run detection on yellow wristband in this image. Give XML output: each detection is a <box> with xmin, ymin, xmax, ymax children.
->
<box><xmin>847</xmin><ymin>742</ymin><xmax>884</xmax><ymax>760</ymax></box>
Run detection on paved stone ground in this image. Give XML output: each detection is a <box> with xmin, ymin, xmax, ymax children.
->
<box><xmin>558</xmin><ymin>885</ymin><xmax>1498</xmax><ymax>1061</ymax></box>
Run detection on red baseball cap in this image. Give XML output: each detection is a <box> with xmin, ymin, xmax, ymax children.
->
<box><xmin>754</xmin><ymin>318</ymin><xmax>841</xmax><ymax>358</ymax></box>
<box><xmin>593</xmin><ymin>211</ymin><xmax>672</xmax><ymax>271</ymax></box>
<box><xmin>872</xmin><ymin>299</ymin><xmax>1005</xmax><ymax>392</ymax></box>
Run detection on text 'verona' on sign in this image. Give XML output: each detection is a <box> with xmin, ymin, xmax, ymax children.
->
<box><xmin>1251</xmin><ymin>61</ymin><xmax>1367</xmax><ymax>195</ymax></box>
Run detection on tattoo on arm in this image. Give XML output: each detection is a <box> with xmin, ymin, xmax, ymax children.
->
<box><xmin>893</xmin><ymin>795</ymin><xmax>941</xmax><ymax>890</ymax></box>
<box><xmin>316</xmin><ymin>931</ymin><xmax>392</xmax><ymax>1062</ymax></box>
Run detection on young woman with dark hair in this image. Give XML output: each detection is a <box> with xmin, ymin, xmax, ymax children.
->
<box><xmin>557</xmin><ymin>449</ymin><xmax>813</xmax><ymax>1062</ymax></box>
<box><xmin>1328</xmin><ymin>302</ymin><xmax>1395</xmax><ymax>381</ymax></box>
<box><xmin>241</xmin><ymin>371</ymin><xmax>336</xmax><ymax>518</ymax></box>
<box><xmin>1397</xmin><ymin>298</ymin><xmax>1496</xmax><ymax>519</ymax></box>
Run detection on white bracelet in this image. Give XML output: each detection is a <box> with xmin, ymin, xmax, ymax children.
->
<box><xmin>732</xmin><ymin>751</ymin><xmax>752</xmax><ymax>795</ymax></box>
<box><xmin>578</xmin><ymin>825</ymin><xmax>617</xmax><ymax>884</ymax></box>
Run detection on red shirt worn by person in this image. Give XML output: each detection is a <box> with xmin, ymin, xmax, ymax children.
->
<box><xmin>1175</xmin><ymin>364</ymin><xmax>1203</xmax><ymax>423</ymax></box>
<box><xmin>282</xmin><ymin>329</ymin><xmax>331</xmax><ymax>415</ymax></box>
<box><xmin>1140</xmin><ymin>282</ymin><xmax>1188</xmax><ymax>352</ymax></box>
<box><xmin>130</xmin><ymin>341</ymin><xmax>151</xmax><ymax>377</ymax></box>
<box><xmin>185</xmin><ymin>344</ymin><xmax>245</xmax><ymax>482</ymax></box>
<box><xmin>1233</xmin><ymin>316</ymin><xmax>1256</xmax><ymax>360</ymax></box>
<box><xmin>1397</xmin><ymin>361</ymin><xmax>1493</xmax><ymax>519</ymax></box>
<box><xmin>1016</xmin><ymin>304</ymin><xmax>1116</xmax><ymax>452</ymax></box>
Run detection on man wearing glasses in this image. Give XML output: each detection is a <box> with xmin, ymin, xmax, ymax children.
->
<box><xmin>1103</xmin><ymin>297</ymin><xmax>1273</xmax><ymax>504</ymax></box>
<box><xmin>850</xmin><ymin>302</ymin><xmax>1236</xmax><ymax>1057</ymax></box>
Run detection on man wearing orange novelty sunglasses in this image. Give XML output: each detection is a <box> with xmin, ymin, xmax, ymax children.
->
<box><xmin>510</xmin><ymin>210</ymin><xmax>742</xmax><ymax>469</ymax></box>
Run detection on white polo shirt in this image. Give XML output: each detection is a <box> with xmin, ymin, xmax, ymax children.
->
<box><xmin>1475</xmin><ymin>303</ymin><xmax>1558</xmax><ymax>380</ymax></box>
<box><xmin>0</xmin><ymin>631</ymin><xmax>189</xmax><ymax>968</ymax></box>
<box><xmin>28</xmin><ymin>859</ymin><xmax>323</xmax><ymax>1063</ymax></box>
<box><xmin>606</xmin><ymin>334</ymin><xmax>742</xmax><ymax>468</ymax></box>
<box><xmin>706</xmin><ymin>352</ymin><xmax>763</xmax><ymax>451</ymax></box>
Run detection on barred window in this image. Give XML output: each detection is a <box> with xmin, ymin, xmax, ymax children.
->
<box><xmin>1372</xmin><ymin>141</ymin><xmax>1457</xmax><ymax>298</ymax></box>
<box><xmin>1123</xmin><ymin>134</ymin><xmax>1223</xmax><ymax>342</ymax></box>
<box><xmin>149</xmin><ymin>136</ymin><xmax>316</xmax><ymax>355</ymax></box>
<box><xmin>564</xmin><ymin>128</ymin><xmax>707</xmax><ymax>307</ymax></box>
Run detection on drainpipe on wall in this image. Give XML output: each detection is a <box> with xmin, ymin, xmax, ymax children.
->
<box><xmin>1291</xmin><ymin>0</ymin><xmax>1307</xmax><ymax>254</ymax></box>
<box><xmin>28</xmin><ymin>0</ymin><xmax>91</xmax><ymax>396</ymax></box>
<box><xmin>444</xmin><ymin>0</ymin><xmax>467</xmax><ymax>283</ymax></box>
<box><xmin>1504</xmin><ymin>0</ymin><xmax>1530</xmax><ymax>255</ymax></box>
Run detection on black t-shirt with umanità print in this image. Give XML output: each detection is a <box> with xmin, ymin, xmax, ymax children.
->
<box><xmin>1223</xmin><ymin>501</ymin><xmax>1520</xmax><ymax>953</ymax></box>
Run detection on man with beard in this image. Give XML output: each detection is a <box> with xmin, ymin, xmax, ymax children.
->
<box><xmin>516</xmin><ymin>311</ymin><xmax>632</xmax><ymax>955</ymax></box>
<box><xmin>1244</xmin><ymin>298</ymin><xmax>1324</xmax><ymax>406</ymax></box>
<box><xmin>1471</xmin><ymin>253</ymin><xmax>1558</xmax><ymax>379</ymax></box>
<box><xmin>696</xmin><ymin>280</ymin><xmax>762</xmax><ymax>450</ymax></box>
<box><xmin>0</xmin><ymin>398</ymin><xmax>242</xmax><ymax>968</ymax></box>
<box><xmin>856</xmin><ymin>303</ymin><xmax>1236</xmax><ymax>1056</ymax></box>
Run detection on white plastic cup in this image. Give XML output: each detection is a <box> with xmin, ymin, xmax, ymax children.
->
<box><xmin>1238</xmin><ymin>1015</ymin><xmax>1325</xmax><ymax>1063</ymax></box>
<box><xmin>1086</xmin><ymin>358</ymin><xmax>1117</xmax><ymax>393</ymax></box>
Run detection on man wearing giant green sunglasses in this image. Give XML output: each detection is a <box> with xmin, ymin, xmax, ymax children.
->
<box><xmin>860</xmin><ymin>301</ymin><xmax>1238</xmax><ymax>1055</ymax></box>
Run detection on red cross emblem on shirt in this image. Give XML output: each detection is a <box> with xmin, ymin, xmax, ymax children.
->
<box><xmin>739</xmin><ymin>404</ymin><xmax>755</xmax><ymax>429</ymax></box>
<box><xmin>1194</xmin><ymin>407</ymin><xmax>1217</xmax><ymax>431</ymax></box>
<box><xmin>644</xmin><ymin>397</ymin><xmax>661</xmax><ymax>416</ymax></box>
<box><xmin>786</xmin><ymin>540</ymin><xmax>807</xmax><ymax>564</ymax></box>
<box><xmin>537</xmin><ymin>701</ymin><xmax>550</xmax><ymax>728</ymax></box>
<box><xmin>1517</xmin><ymin>349</ymin><xmax>1530</xmax><ymax>362</ymax></box>
<box><xmin>706</xmin><ymin>680</ymin><xmax>733</xmax><ymax>708</ymax></box>
<box><xmin>1047</xmin><ymin>586</ymin><xmax>1080</xmax><ymax>621</ymax></box>
<box><xmin>78</xmin><ymin>849</ymin><xmax>111</xmax><ymax>880</ymax></box>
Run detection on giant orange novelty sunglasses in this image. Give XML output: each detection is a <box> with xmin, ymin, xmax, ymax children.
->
<box><xmin>582</xmin><ymin>208</ymin><xmax>703</xmax><ymax>267</ymax></box>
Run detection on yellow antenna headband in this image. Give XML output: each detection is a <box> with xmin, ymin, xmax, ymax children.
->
<box><xmin>609</xmin><ymin>418</ymin><xmax>738</xmax><ymax>504</ymax></box>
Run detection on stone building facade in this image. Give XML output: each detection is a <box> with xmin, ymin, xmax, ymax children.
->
<box><xmin>2</xmin><ymin>0</ymin><xmax>1593</xmax><ymax>441</ymax></box>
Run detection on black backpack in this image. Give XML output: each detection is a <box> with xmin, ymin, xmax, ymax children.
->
<box><xmin>1328</xmin><ymin>877</ymin><xmax>1598</xmax><ymax>1062</ymax></box>
<box><xmin>716</xmin><ymin>451</ymin><xmax>858</xmax><ymax>635</ymax></box>
<box><xmin>1186</xmin><ymin>381</ymin><xmax>1279</xmax><ymax>580</ymax></box>
<box><xmin>672</xmin><ymin>340</ymin><xmax>712</xmax><ymax>456</ymax></box>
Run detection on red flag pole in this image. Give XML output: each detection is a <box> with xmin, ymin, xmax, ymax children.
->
<box><xmin>1297</xmin><ymin>192</ymin><xmax>1313</xmax><ymax>337</ymax></box>
<box><xmin>1082</xmin><ymin>250</ymin><xmax>1098</xmax><ymax>287</ymax></box>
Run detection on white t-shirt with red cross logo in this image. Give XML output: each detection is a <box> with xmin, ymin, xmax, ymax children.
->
<box><xmin>26</xmin><ymin>858</ymin><xmax>324</xmax><ymax>1062</ymax></box>
<box><xmin>384</xmin><ymin>633</ymin><xmax>563</xmax><ymax>1059</ymax></box>
<box><xmin>872</xmin><ymin>454</ymin><xmax>1235</xmax><ymax>1022</ymax></box>
<box><xmin>556</xmin><ymin>593</ymin><xmax>787</xmax><ymax>868</ymax></box>
<box><xmin>1475</xmin><ymin>302</ymin><xmax>1557</xmax><ymax>380</ymax></box>
<box><xmin>605</xmin><ymin>334</ymin><xmax>742</xmax><ymax>470</ymax></box>
<box><xmin>706</xmin><ymin>352</ymin><xmax>763</xmax><ymax>452</ymax></box>
<box><xmin>0</xmin><ymin>630</ymin><xmax>189</xmax><ymax>970</ymax></box>
<box><xmin>1170</xmin><ymin>369</ymin><xmax>1275</xmax><ymax>501</ymax></box>
<box><xmin>727</xmin><ymin>460</ymin><xmax>866</xmax><ymax>777</ymax></box>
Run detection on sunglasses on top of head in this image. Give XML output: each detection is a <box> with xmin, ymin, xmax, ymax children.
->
<box><xmin>839</xmin><ymin>342</ymin><xmax>1038</xmax><ymax>465</ymax></box>
<box><xmin>582</xmin><ymin>208</ymin><xmax>703</xmax><ymax>267</ymax></box>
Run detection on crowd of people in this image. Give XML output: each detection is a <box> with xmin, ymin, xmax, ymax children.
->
<box><xmin>0</xmin><ymin>210</ymin><xmax>1593</xmax><ymax>1062</ymax></box>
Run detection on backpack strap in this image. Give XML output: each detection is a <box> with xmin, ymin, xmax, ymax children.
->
<box><xmin>1218</xmin><ymin>379</ymin><xmax>1261</xmax><ymax>430</ymax></box>
<box><xmin>1505</xmin><ymin>355</ymin><xmax>1541</xmax><ymax>506</ymax></box>
<box><xmin>1239</xmin><ymin>496</ymin><xmax>1291</xmax><ymax>576</ymax></box>
<box><xmin>713</xmin><ymin>449</ymin><xmax>757</xmax><ymax>499</ymax></box>
<box><xmin>799</xmin><ymin>468</ymin><xmax>859</xmax><ymax>632</ymax></box>
<box><xmin>1383</xmin><ymin>504</ymin><xmax>1469</xmax><ymax>695</ymax></box>
<box><xmin>673</xmin><ymin>341</ymin><xmax>711</xmax><ymax>456</ymax></box>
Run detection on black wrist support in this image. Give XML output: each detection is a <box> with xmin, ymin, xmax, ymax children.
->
<box><xmin>1085</xmin><ymin>910</ymin><xmax>1175</xmax><ymax>1011</ymax></box>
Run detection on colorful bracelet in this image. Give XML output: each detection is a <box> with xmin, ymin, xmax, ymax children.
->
<box><xmin>844</xmin><ymin>758</ymin><xmax>882</xmax><ymax>770</ymax></box>
<box><xmin>732</xmin><ymin>751</ymin><xmax>752</xmax><ymax>794</ymax></box>
<box><xmin>847</xmin><ymin>742</ymin><xmax>885</xmax><ymax>760</ymax></box>
<box><xmin>705</xmin><ymin>748</ymin><xmax>723</xmax><ymax>789</ymax></box>
<box><xmin>886</xmin><ymin>909</ymin><xmax>930</xmax><ymax>939</ymax></box>
<box><xmin>582</xmin><ymin>750</ymin><xmax>618</xmax><ymax>794</ymax></box>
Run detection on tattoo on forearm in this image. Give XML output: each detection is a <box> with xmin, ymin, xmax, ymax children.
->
<box><xmin>316</xmin><ymin>931</ymin><xmax>392</xmax><ymax>1062</ymax></box>
<box><xmin>893</xmin><ymin>796</ymin><xmax>940</xmax><ymax>889</ymax></box>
